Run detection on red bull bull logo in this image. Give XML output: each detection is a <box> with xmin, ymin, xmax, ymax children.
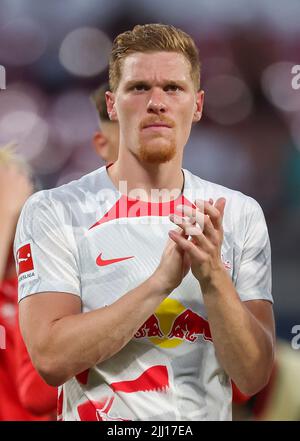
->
<box><xmin>167</xmin><ymin>309</ymin><xmax>212</xmax><ymax>342</ymax></box>
<box><xmin>134</xmin><ymin>299</ymin><xmax>212</xmax><ymax>348</ymax></box>
<box><xmin>134</xmin><ymin>314</ymin><xmax>163</xmax><ymax>338</ymax></box>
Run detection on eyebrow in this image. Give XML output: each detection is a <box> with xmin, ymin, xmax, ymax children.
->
<box><xmin>124</xmin><ymin>79</ymin><xmax>187</xmax><ymax>89</ymax></box>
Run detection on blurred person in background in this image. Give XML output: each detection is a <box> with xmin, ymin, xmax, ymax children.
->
<box><xmin>0</xmin><ymin>144</ymin><xmax>57</xmax><ymax>420</ymax></box>
<box><xmin>15</xmin><ymin>24</ymin><xmax>275</xmax><ymax>421</ymax></box>
<box><xmin>90</xmin><ymin>82</ymin><xmax>119</xmax><ymax>164</ymax></box>
<box><xmin>233</xmin><ymin>339</ymin><xmax>300</xmax><ymax>420</ymax></box>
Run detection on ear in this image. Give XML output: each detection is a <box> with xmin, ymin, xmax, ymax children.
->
<box><xmin>105</xmin><ymin>91</ymin><xmax>118</xmax><ymax>121</ymax></box>
<box><xmin>192</xmin><ymin>90</ymin><xmax>204</xmax><ymax>123</ymax></box>
<box><xmin>93</xmin><ymin>131</ymin><xmax>107</xmax><ymax>156</ymax></box>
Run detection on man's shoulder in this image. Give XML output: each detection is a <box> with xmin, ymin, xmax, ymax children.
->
<box><xmin>184</xmin><ymin>168</ymin><xmax>254</xmax><ymax>206</ymax></box>
<box><xmin>48</xmin><ymin>166</ymin><xmax>106</xmax><ymax>201</ymax></box>
<box><xmin>29</xmin><ymin>166</ymin><xmax>106</xmax><ymax>205</ymax></box>
<box><xmin>21</xmin><ymin>166</ymin><xmax>108</xmax><ymax>220</ymax></box>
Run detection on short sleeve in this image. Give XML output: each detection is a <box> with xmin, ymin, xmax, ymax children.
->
<box><xmin>235</xmin><ymin>198</ymin><xmax>273</xmax><ymax>303</ymax></box>
<box><xmin>14</xmin><ymin>191</ymin><xmax>81</xmax><ymax>302</ymax></box>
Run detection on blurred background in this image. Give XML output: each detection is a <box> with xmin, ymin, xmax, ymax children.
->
<box><xmin>0</xmin><ymin>0</ymin><xmax>299</xmax><ymax>419</ymax></box>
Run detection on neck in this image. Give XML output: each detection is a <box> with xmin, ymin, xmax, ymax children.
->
<box><xmin>108</xmin><ymin>149</ymin><xmax>184</xmax><ymax>203</ymax></box>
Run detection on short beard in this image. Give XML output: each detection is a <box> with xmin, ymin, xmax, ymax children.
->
<box><xmin>137</xmin><ymin>138</ymin><xmax>176</xmax><ymax>164</ymax></box>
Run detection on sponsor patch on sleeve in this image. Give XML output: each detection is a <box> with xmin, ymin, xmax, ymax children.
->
<box><xmin>16</xmin><ymin>242</ymin><xmax>38</xmax><ymax>284</ymax></box>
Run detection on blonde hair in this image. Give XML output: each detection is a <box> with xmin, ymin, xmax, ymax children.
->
<box><xmin>109</xmin><ymin>23</ymin><xmax>201</xmax><ymax>92</ymax></box>
<box><xmin>0</xmin><ymin>142</ymin><xmax>32</xmax><ymax>177</ymax></box>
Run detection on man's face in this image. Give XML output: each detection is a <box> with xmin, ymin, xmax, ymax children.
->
<box><xmin>107</xmin><ymin>51</ymin><xmax>204</xmax><ymax>164</ymax></box>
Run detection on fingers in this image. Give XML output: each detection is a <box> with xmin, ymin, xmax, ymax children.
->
<box><xmin>172</xmin><ymin>199</ymin><xmax>222</xmax><ymax>238</ymax></box>
<box><xmin>167</xmin><ymin>198</ymin><xmax>226</xmax><ymax>279</ymax></box>
<box><xmin>165</xmin><ymin>226</ymin><xmax>188</xmax><ymax>253</ymax></box>
<box><xmin>175</xmin><ymin>225</ymin><xmax>189</xmax><ymax>239</ymax></box>
<box><xmin>194</xmin><ymin>197</ymin><xmax>226</xmax><ymax>230</ymax></box>
<box><xmin>214</xmin><ymin>198</ymin><xmax>226</xmax><ymax>220</ymax></box>
<box><xmin>168</xmin><ymin>229</ymin><xmax>207</xmax><ymax>263</ymax></box>
<box><xmin>169</xmin><ymin>212</ymin><xmax>201</xmax><ymax>236</ymax></box>
<box><xmin>169</xmin><ymin>213</ymin><xmax>215</xmax><ymax>255</ymax></box>
<box><xmin>171</xmin><ymin>207</ymin><xmax>216</xmax><ymax>241</ymax></box>
<box><xmin>169</xmin><ymin>197</ymin><xmax>226</xmax><ymax>249</ymax></box>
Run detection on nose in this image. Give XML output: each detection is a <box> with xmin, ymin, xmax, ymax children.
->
<box><xmin>147</xmin><ymin>88</ymin><xmax>167</xmax><ymax>114</ymax></box>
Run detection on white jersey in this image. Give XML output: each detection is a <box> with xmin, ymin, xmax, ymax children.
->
<box><xmin>14</xmin><ymin>166</ymin><xmax>273</xmax><ymax>421</ymax></box>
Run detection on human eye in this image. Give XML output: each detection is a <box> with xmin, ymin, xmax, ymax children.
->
<box><xmin>164</xmin><ymin>84</ymin><xmax>182</xmax><ymax>92</ymax></box>
<box><xmin>131</xmin><ymin>83</ymin><xmax>149</xmax><ymax>92</ymax></box>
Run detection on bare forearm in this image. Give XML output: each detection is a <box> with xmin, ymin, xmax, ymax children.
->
<box><xmin>36</xmin><ymin>273</ymin><xmax>168</xmax><ymax>386</ymax></box>
<box><xmin>201</xmin><ymin>271</ymin><xmax>274</xmax><ymax>395</ymax></box>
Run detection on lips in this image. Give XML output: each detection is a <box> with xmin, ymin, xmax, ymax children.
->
<box><xmin>142</xmin><ymin>124</ymin><xmax>172</xmax><ymax>133</ymax></box>
<box><xmin>143</xmin><ymin>124</ymin><xmax>171</xmax><ymax>129</ymax></box>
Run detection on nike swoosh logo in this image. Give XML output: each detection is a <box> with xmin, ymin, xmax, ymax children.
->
<box><xmin>96</xmin><ymin>253</ymin><xmax>134</xmax><ymax>267</ymax></box>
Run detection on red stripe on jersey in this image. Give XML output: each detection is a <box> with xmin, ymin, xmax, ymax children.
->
<box><xmin>110</xmin><ymin>365</ymin><xmax>169</xmax><ymax>393</ymax></box>
<box><xmin>76</xmin><ymin>369</ymin><xmax>89</xmax><ymax>385</ymax></box>
<box><xmin>89</xmin><ymin>195</ymin><xmax>194</xmax><ymax>230</ymax></box>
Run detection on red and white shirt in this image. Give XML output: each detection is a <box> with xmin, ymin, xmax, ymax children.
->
<box><xmin>14</xmin><ymin>166</ymin><xmax>273</xmax><ymax>421</ymax></box>
<box><xmin>0</xmin><ymin>278</ymin><xmax>56</xmax><ymax>420</ymax></box>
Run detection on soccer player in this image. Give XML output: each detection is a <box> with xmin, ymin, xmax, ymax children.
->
<box><xmin>90</xmin><ymin>82</ymin><xmax>119</xmax><ymax>164</ymax></box>
<box><xmin>0</xmin><ymin>145</ymin><xmax>57</xmax><ymax>420</ymax></box>
<box><xmin>15</xmin><ymin>24</ymin><xmax>275</xmax><ymax>421</ymax></box>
